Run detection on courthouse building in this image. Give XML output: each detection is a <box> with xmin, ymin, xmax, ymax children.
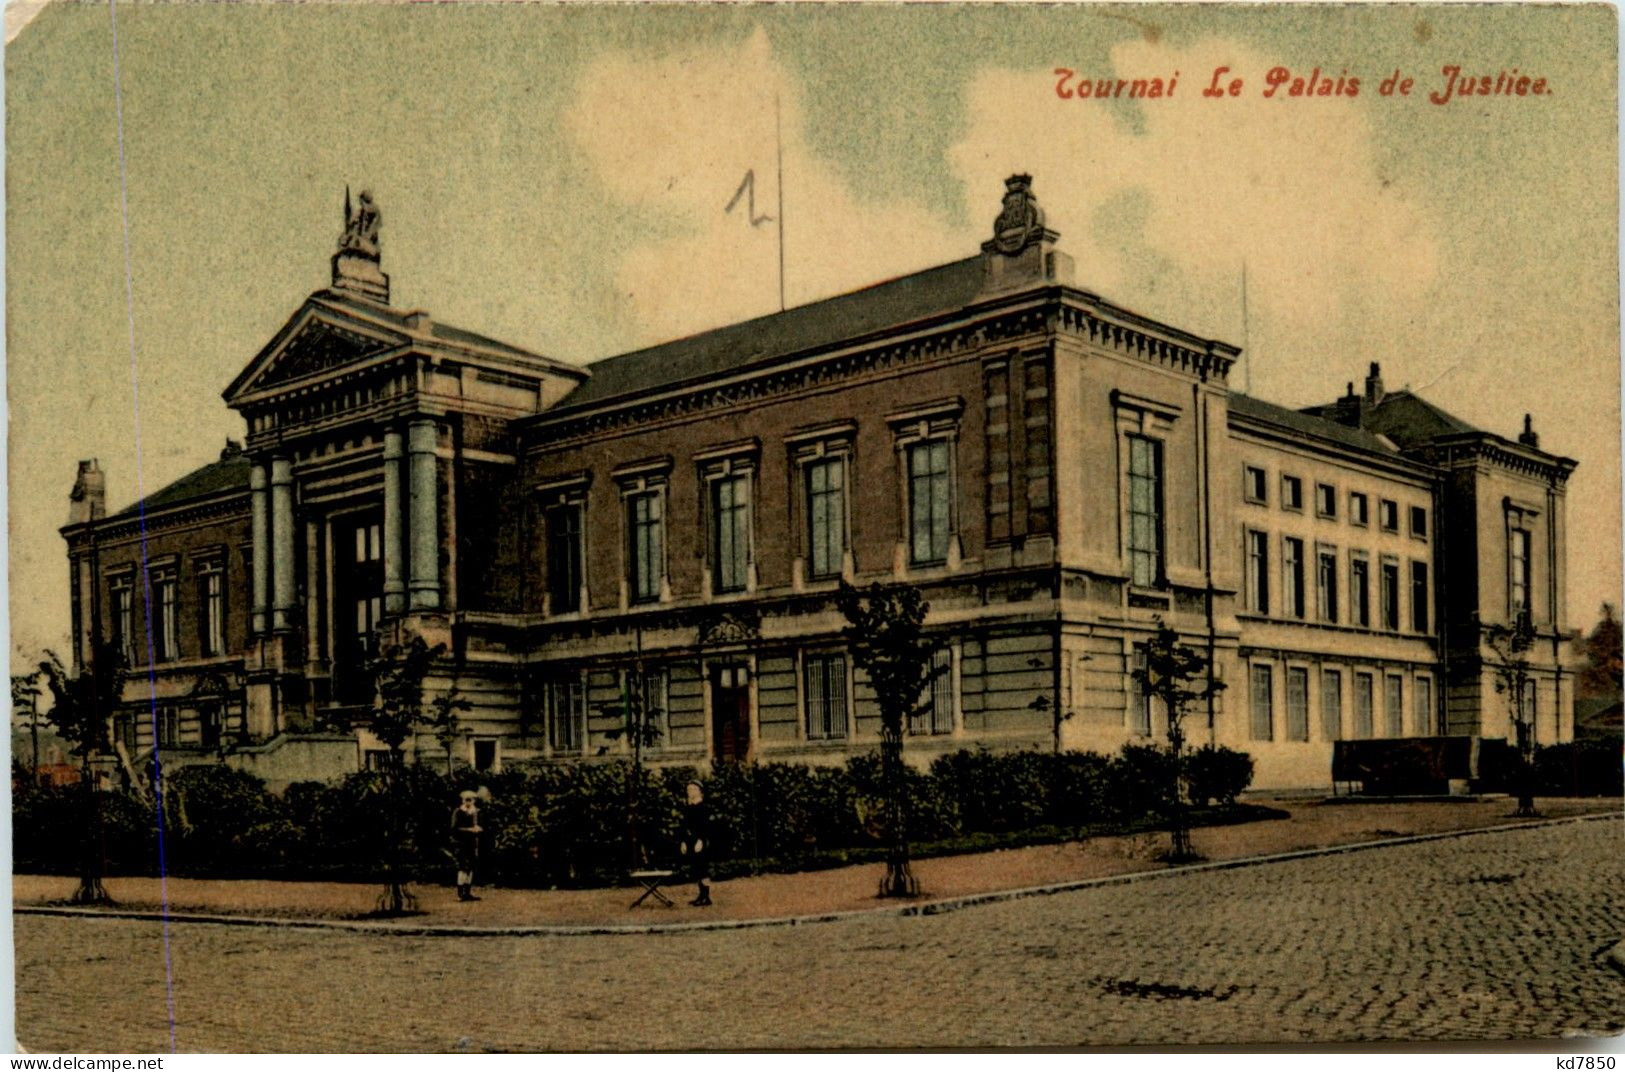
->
<box><xmin>60</xmin><ymin>176</ymin><xmax>1578</xmax><ymax>789</ymax></box>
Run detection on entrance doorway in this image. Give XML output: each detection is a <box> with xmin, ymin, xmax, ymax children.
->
<box><xmin>710</xmin><ymin>664</ymin><xmax>751</xmax><ymax>762</ymax></box>
<box><xmin>333</xmin><ymin>512</ymin><xmax>384</xmax><ymax>704</ymax></box>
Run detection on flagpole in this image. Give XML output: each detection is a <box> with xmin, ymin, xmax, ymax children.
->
<box><xmin>776</xmin><ymin>94</ymin><xmax>786</xmax><ymax>312</ymax></box>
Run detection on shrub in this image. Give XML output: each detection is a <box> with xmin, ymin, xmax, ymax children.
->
<box><xmin>1184</xmin><ymin>745</ymin><xmax>1255</xmax><ymax>807</ymax></box>
<box><xmin>1108</xmin><ymin>745</ymin><xmax>1179</xmax><ymax>820</ymax></box>
<box><xmin>162</xmin><ymin>765</ymin><xmax>283</xmax><ymax>876</ymax></box>
<box><xmin>1533</xmin><ymin>739</ymin><xmax>1623</xmax><ymax>797</ymax></box>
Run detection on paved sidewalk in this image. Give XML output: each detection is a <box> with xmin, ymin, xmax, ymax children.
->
<box><xmin>13</xmin><ymin>796</ymin><xmax>1618</xmax><ymax>931</ymax></box>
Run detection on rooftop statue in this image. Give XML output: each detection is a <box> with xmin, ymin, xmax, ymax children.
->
<box><xmin>338</xmin><ymin>187</ymin><xmax>381</xmax><ymax>258</ymax></box>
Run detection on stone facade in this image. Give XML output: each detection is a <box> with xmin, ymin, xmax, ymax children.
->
<box><xmin>60</xmin><ymin>176</ymin><xmax>1578</xmax><ymax>790</ymax></box>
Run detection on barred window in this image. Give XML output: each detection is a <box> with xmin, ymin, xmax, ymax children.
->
<box><xmin>1127</xmin><ymin>435</ymin><xmax>1164</xmax><ymax>587</ymax></box>
<box><xmin>546</xmin><ymin>673</ymin><xmax>585</xmax><ymax>754</ymax></box>
<box><xmin>804</xmin><ymin>653</ymin><xmax>849</xmax><ymax>740</ymax></box>
<box><xmin>1286</xmin><ymin>667</ymin><xmax>1309</xmax><ymax>741</ymax></box>
<box><xmin>908</xmin><ymin>440</ymin><xmax>952</xmax><ymax>566</ymax></box>
<box><xmin>1353</xmin><ymin>672</ymin><xmax>1375</xmax><ymax>739</ymax></box>
<box><xmin>1320</xmin><ymin>669</ymin><xmax>1343</xmax><ymax>741</ymax></box>
<box><xmin>910</xmin><ymin>648</ymin><xmax>954</xmax><ymax>736</ymax></box>
<box><xmin>1249</xmin><ymin>664</ymin><xmax>1274</xmax><ymax>741</ymax></box>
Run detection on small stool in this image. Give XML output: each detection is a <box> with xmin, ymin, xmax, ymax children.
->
<box><xmin>628</xmin><ymin>869</ymin><xmax>677</xmax><ymax>908</ymax></box>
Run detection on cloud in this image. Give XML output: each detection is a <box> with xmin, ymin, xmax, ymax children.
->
<box><xmin>565</xmin><ymin>27</ymin><xmax>968</xmax><ymax>345</ymax></box>
<box><xmin>947</xmin><ymin>37</ymin><xmax>1441</xmax><ymax>375</ymax></box>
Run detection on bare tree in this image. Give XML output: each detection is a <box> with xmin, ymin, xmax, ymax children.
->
<box><xmin>36</xmin><ymin>640</ymin><xmax>128</xmax><ymax>904</ymax></box>
<box><xmin>1130</xmin><ymin>619</ymin><xmax>1226</xmax><ymax>862</ymax></box>
<box><xmin>1486</xmin><ymin>616</ymin><xmax>1539</xmax><ymax>818</ymax></box>
<box><xmin>837</xmin><ymin>581</ymin><xmax>943</xmax><ymax>898</ymax></box>
<box><xmin>600</xmin><ymin>661</ymin><xmax>666</xmax><ymax>869</ymax></box>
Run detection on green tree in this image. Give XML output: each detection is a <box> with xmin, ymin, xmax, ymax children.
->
<box><xmin>836</xmin><ymin>581</ymin><xmax>943</xmax><ymax>898</ymax></box>
<box><xmin>1486</xmin><ymin>616</ymin><xmax>1539</xmax><ymax>818</ymax></box>
<box><xmin>1577</xmin><ymin>602</ymin><xmax>1623</xmax><ymax>700</ymax></box>
<box><xmin>341</xmin><ymin>634</ymin><xmax>452</xmax><ymax>915</ymax></box>
<box><xmin>1129</xmin><ymin>619</ymin><xmax>1225</xmax><ymax>862</ymax></box>
<box><xmin>599</xmin><ymin>662</ymin><xmax>666</xmax><ymax>869</ymax></box>
<box><xmin>36</xmin><ymin>640</ymin><xmax>128</xmax><ymax>904</ymax></box>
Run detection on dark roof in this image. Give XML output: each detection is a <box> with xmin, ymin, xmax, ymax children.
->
<box><xmin>555</xmin><ymin>256</ymin><xmax>988</xmax><ymax>412</ymax></box>
<box><xmin>112</xmin><ymin>452</ymin><xmax>251</xmax><ymax>518</ymax></box>
<box><xmin>1228</xmin><ymin>393</ymin><xmax>1401</xmax><ymax>457</ymax></box>
<box><xmin>1351</xmin><ymin>391</ymin><xmax>1479</xmax><ymax>448</ymax></box>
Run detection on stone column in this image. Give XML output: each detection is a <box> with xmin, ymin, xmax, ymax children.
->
<box><xmin>407</xmin><ymin>419</ymin><xmax>440</xmax><ymax>610</ymax></box>
<box><xmin>250</xmin><ymin>462</ymin><xmax>269</xmax><ymax>634</ymax></box>
<box><xmin>382</xmin><ymin>427</ymin><xmax>406</xmax><ymax>614</ymax></box>
<box><xmin>270</xmin><ymin>455</ymin><xmax>296</xmax><ymax>631</ymax></box>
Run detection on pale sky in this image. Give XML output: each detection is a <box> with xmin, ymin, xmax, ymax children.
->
<box><xmin>6</xmin><ymin>3</ymin><xmax>1619</xmax><ymax>668</ymax></box>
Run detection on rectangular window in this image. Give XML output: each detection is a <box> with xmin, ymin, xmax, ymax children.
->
<box><xmin>545</xmin><ymin>673</ymin><xmax>585</xmax><ymax>754</ymax></box>
<box><xmin>1249</xmin><ymin>664</ymin><xmax>1274</xmax><ymax>741</ymax></box>
<box><xmin>1281</xmin><ymin>475</ymin><xmax>1303</xmax><ymax>511</ymax></box>
<box><xmin>1284</xmin><ymin>537</ymin><xmax>1306</xmax><ymax>619</ymax></box>
<box><xmin>625</xmin><ymin>667</ymin><xmax>669</xmax><ymax>752</ymax></box>
<box><xmin>1409</xmin><ymin>506</ymin><xmax>1428</xmax><ymax>539</ymax></box>
<box><xmin>1411</xmin><ymin>561</ymin><xmax>1430</xmax><ymax>632</ymax></box>
<box><xmin>1351</xmin><ymin>556</ymin><xmax>1371</xmax><ymax>627</ymax></box>
<box><xmin>151</xmin><ymin>567</ymin><xmax>179</xmax><ymax>662</ymax></box>
<box><xmin>1315</xmin><ymin>483</ymin><xmax>1337</xmax><ymax>518</ymax></box>
<box><xmin>804</xmin><ymin>653</ymin><xmax>849</xmax><ymax>740</ymax></box>
<box><xmin>1244</xmin><ymin>466</ymin><xmax>1268</xmax><ymax>504</ymax></box>
<box><xmin>198</xmin><ymin>561</ymin><xmax>225</xmax><ymax>658</ymax></box>
<box><xmin>1245</xmin><ymin>531</ymin><xmax>1269</xmax><ymax>613</ymax></box>
<box><xmin>1350</xmin><ymin>492</ymin><xmax>1369</xmax><ymax>527</ymax></box>
<box><xmin>1286</xmin><ymin>667</ymin><xmax>1309</xmax><ymax>741</ymax></box>
<box><xmin>806</xmin><ymin>458</ymin><xmax>846</xmax><ymax>580</ymax></box>
<box><xmin>1381</xmin><ymin>561</ymin><xmax>1401</xmax><ymax>631</ymax></box>
<box><xmin>1509</xmin><ymin>528</ymin><xmax>1531</xmax><ymax>615</ymax></box>
<box><xmin>1353</xmin><ymin>672</ymin><xmax>1375</xmax><ymax>738</ymax></box>
<box><xmin>627</xmin><ymin>492</ymin><xmax>663</xmax><ymax>604</ymax></box>
<box><xmin>472</xmin><ymin>739</ymin><xmax>498</xmax><ymax>773</ymax></box>
<box><xmin>110</xmin><ymin>576</ymin><xmax>135</xmax><ymax>665</ymax></box>
<box><xmin>985</xmin><ymin>365</ymin><xmax>1011</xmax><ymax>545</ymax></box>
<box><xmin>1320</xmin><ymin>669</ymin><xmax>1343</xmax><ymax>741</ymax></box>
<box><xmin>1126</xmin><ymin>435</ymin><xmax>1164</xmax><ymax>587</ymax></box>
<box><xmin>1316</xmin><ymin>549</ymin><xmax>1338</xmax><ymax>623</ymax></box>
<box><xmin>1130</xmin><ymin>644</ymin><xmax>1153</xmax><ymax>736</ymax></box>
<box><xmin>911</xmin><ymin>648</ymin><xmax>954</xmax><ymax>736</ymax></box>
<box><xmin>1384</xmin><ymin>674</ymin><xmax>1404</xmax><ymax>737</ymax></box>
<box><xmin>545</xmin><ymin>503</ymin><xmax>583</xmax><ymax>614</ymax></box>
<box><xmin>1024</xmin><ymin>361</ymin><xmax>1053</xmax><ymax>535</ymax></box>
<box><xmin>1379</xmin><ymin>499</ymin><xmax>1399</xmax><ymax>532</ymax></box>
<box><xmin>711</xmin><ymin>474</ymin><xmax>751</xmax><ymax>593</ymax></box>
<box><xmin>158</xmin><ymin>709</ymin><xmax>179</xmax><ymax>749</ymax></box>
<box><xmin>1415</xmin><ymin>676</ymin><xmax>1434</xmax><ymax>736</ymax></box>
<box><xmin>908</xmin><ymin>440</ymin><xmax>952</xmax><ymax>566</ymax></box>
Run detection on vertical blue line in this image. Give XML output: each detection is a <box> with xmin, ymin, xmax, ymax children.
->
<box><xmin>106</xmin><ymin>0</ymin><xmax>178</xmax><ymax>1051</ymax></box>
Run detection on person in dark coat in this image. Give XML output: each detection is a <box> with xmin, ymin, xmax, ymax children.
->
<box><xmin>451</xmin><ymin>789</ymin><xmax>483</xmax><ymax>902</ymax></box>
<box><xmin>678</xmin><ymin>780</ymin><xmax>712</xmax><ymax>907</ymax></box>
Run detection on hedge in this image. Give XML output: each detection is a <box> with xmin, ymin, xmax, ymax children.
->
<box><xmin>11</xmin><ymin>743</ymin><xmax>1256</xmax><ymax>887</ymax></box>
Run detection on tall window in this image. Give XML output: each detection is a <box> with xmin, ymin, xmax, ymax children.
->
<box><xmin>1130</xmin><ymin>644</ymin><xmax>1153</xmax><ymax>736</ymax></box>
<box><xmin>1286</xmin><ymin>667</ymin><xmax>1309</xmax><ymax>741</ymax></box>
<box><xmin>1249</xmin><ymin>664</ymin><xmax>1274</xmax><ymax>741</ymax></box>
<box><xmin>197</xmin><ymin>559</ymin><xmax>225</xmax><ymax>658</ymax></box>
<box><xmin>711</xmin><ymin>474</ymin><xmax>751</xmax><ymax>593</ymax></box>
<box><xmin>1245</xmin><ymin>531</ymin><xmax>1269</xmax><ymax>613</ymax></box>
<box><xmin>545</xmin><ymin>673</ymin><xmax>584</xmax><ymax>754</ymax></box>
<box><xmin>545</xmin><ymin>502</ymin><xmax>583</xmax><ymax>614</ymax></box>
<box><xmin>804</xmin><ymin>653</ymin><xmax>849</xmax><ymax>740</ymax></box>
<box><xmin>1410</xmin><ymin>562</ymin><xmax>1430</xmax><ymax>632</ymax></box>
<box><xmin>1316</xmin><ymin>549</ymin><xmax>1338</xmax><ymax>623</ymax></box>
<box><xmin>911</xmin><ymin>648</ymin><xmax>954</xmax><ymax>736</ymax></box>
<box><xmin>1509</xmin><ymin>528</ymin><xmax>1531</xmax><ymax>615</ymax></box>
<box><xmin>627</xmin><ymin>491</ymin><xmax>663</xmax><ymax>604</ymax></box>
<box><xmin>1351</xmin><ymin>557</ymin><xmax>1371</xmax><ymax>627</ymax></box>
<box><xmin>625</xmin><ymin>666</ymin><xmax>669</xmax><ymax>751</ymax></box>
<box><xmin>1320</xmin><ymin>669</ymin><xmax>1343</xmax><ymax>741</ymax></box>
<box><xmin>110</xmin><ymin>574</ymin><xmax>135</xmax><ymax>665</ymax></box>
<box><xmin>1384</xmin><ymin>674</ymin><xmax>1404</xmax><ymax>737</ymax></box>
<box><xmin>1381</xmin><ymin>561</ymin><xmax>1401</xmax><ymax>631</ymax></box>
<box><xmin>1520</xmin><ymin>679</ymin><xmax>1537</xmax><ymax>742</ymax></box>
<box><xmin>1353</xmin><ymin>672</ymin><xmax>1375</xmax><ymax>738</ymax></box>
<box><xmin>806</xmin><ymin>458</ymin><xmax>845</xmax><ymax>580</ymax></box>
<box><xmin>351</xmin><ymin>521</ymin><xmax>383</xmax><ymax>656</ymax></box>
<box><xmin>1415</xmin><ymin>676</ymin><xmax>1434</xmax><ymax>736</ymax></box>
<box><xmin>1126</xmin><ymin>435</ymin><xmax>1164</xmax><ymax>587</ymax></box>
<box><xmin>908</xmin><ymin>440</ymin><xmax>952</xmax><ymax>566</ymax></box>
<box><xmin>151</xmin><ymin>566</ymin><xmax>179</xmax><ymax>662</ymax></box>
<box><xmin>1284</xmin><ymin>537</ymin><xmax>1305</xmax><ymax>619</ymax></box>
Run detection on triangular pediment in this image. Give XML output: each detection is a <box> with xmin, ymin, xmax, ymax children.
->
<box><xmin>224</xmin><ymin>297</ymin><xmax>412</xmax><ymax>406</ymax></box>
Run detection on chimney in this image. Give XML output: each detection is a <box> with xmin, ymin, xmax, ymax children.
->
<box><xmin>1330</xmin><ymin>380</ymin><xmax>1364</xmax><ymax>427</ymax></box>
<box><xmin>68</xmin><ymin>459</ymin><xmax>105</xmax><ymax>526</ymax></box>
<box><xmin>220</xmin><ymin>438</ymin><xmax>244</xmax><ymax>461</ymax></box>
<box><xmin>1518</xmin><ymin>413</ymin><xmax>1540</xmax><ymax>449</ymax></box>
<box><xmin>1363</xmin><ymin>362</ymin><xmax>1385</xmax><ymax>408</ymax></box>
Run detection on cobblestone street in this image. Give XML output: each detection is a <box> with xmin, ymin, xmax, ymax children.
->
<box><xmin>16</xmin><ymin>817</ymin><xmax>1624</xmax><ymax>1051</ymax></box>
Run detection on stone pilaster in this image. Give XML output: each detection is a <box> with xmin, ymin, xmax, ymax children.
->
<box><xmin>270</xmin><ymin>455</ymin><xmax>295</xmax><ymax>631</ymax></box>
<box><xmin>407</xmin><ymin>419</ymin><xmax>440</xmax><ymax>610</ymax></box>
<box><xmin>382</xmin><ymin>427</ymin><xmax>406</xmax><ymax>614</ymax></box>
<box><xmin>250</xmin><ymin>462</ymin><xmax>269</xmax><ymax>635</ymax></box>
